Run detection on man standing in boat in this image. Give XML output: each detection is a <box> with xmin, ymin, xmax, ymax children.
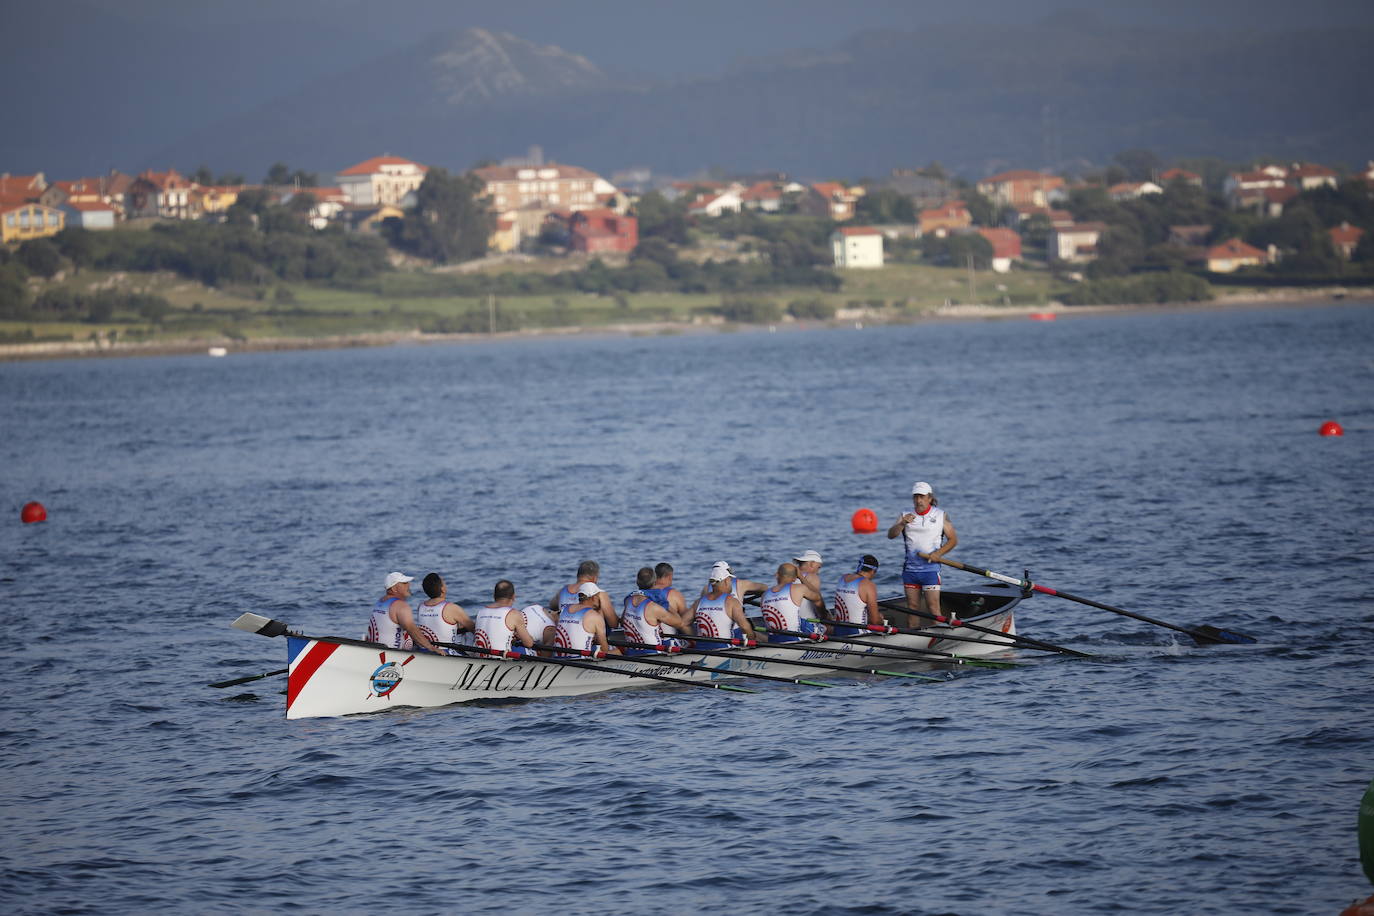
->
<box><xmin>887</xmin><ymin>481</ymin><xmax>958</xmax><ymax>623</ymax></box>
<box><xmin>552</xmin><ymin>560</ymin><xmax>619</xmax><ymax>627</ymax></box>
<box><xmin>831</xmin><ymin>555</ymin><xmax>885</xmax><ymax>635</ymax></box>
<box><xmin>691</xmin><ymin>564</ymin><xmax>755</xmax><ymax>642</ymax></box>
<box><xmin>760</xmin><ymin>562</ymin><xmax>827</xmax><ymax>642</ymax></box>
<box><xmin>366</xmin><ymin>571</ymin><xmax>447</xmax><ymax>654</ymax></box>
<box><xmin>415</xmin><ymin>572</ymin><xmax>475</xmax><ymax>655</ymax></box>
<box><xmin>475</xmin><ymin>579</ymin><xmax>537</xmax><ymax>655</ymax></box>
<box><xmin>622</xmin><ymin>567</ymin><xmax>694</xmax><ymax>652</ymax></box>
<box><xmin>792</xmin><ymin>549</ymin><xmax>828</xmax><ymax>619</ymax></box>
<box><xmin>554</xmin><ymin>582</ymin><xmax>618</xmax><ymax>656</ymax></box>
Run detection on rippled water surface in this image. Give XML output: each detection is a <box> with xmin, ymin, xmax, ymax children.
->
<box><xmin>3</xmin><ymin>303</ymin><xmax>1372</xmax><ymax>914</ymax></box>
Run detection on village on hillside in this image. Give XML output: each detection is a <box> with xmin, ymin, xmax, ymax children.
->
<box><xmin>4</xmin><ymin>148</ymin><xmax>1373</xmax><ymax>275</ymax></box>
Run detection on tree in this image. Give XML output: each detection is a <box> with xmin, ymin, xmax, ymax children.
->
<box><xmin>53</xmin><ymin>228</ymin><xmax>94</xmax><ymax>273</ymax></box>
<box><xmin>190</xmin><ymin>165</ymin><xmax>215</xmax><ymax>185</ymax></box>
<box><xmin>1113</xmin><ymin>149</ymin><xmax>1163</xmax><ymax>182</ymax></box>
<box><xmin>960</xmin><ymin>189</ymin><xmax>997</xmax><ymax>226</ymax></box>
<box><xmin>634</xmin><ymin>191</ymin><xmax>689</xmax><ymax>244</ymax></box>
<box><xmin>17</xmin><ymin>238</ymin><xmax>62</xmax><ymax>278</ymax></box>
<box><xmin>856</xmin><ymin>189</ymin><xmax>915</xmax><ymax>224</ymax></box>
<box><xmin>390</xmin><ymin>168</ymin><xmax>493</xmax><ymax>264</ymax></box>
<box><xmin>264</xmin><ymin>162</ymin><xmax>291</xmax><ymax>186</ymax></box>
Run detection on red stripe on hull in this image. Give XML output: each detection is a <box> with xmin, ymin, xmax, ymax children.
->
<box><xmin>287</xmin><ymin>642</ymin><xmax>340</xmax><ymax>713</ymax></box>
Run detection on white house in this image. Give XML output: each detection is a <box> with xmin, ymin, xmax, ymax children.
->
<box><xmin>688</xmin><ymin>189</ymin><xmax>743</xmax><ymax>217</ymax></box>
<box><xmin>1049</xmin><ymin>222</ymin><xmax>1107</xmax><ymax>262</ymax></box>
<box><xmin>60</xmin><ymin>199</ymin><xmax>116</xmax><ymax>230</ymax></box>
<box><xmin>831</xmin><ymin>226</ymin><xmax>884</xmax><ymax>268</ymax></box>
<box><xmin>336</xmin><ymin>156</ymin><xmax>428</xmax><ymax>206</ymax></box>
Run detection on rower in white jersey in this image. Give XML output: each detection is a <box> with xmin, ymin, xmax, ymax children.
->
<box><xmin>474</xmin><ymin>579</ymin><xmax>536</xmax><ymax>656</ymax></box>
<box><xmin>414</xmin><ymin>572</ymin><xmax>474</xmax><ymax>655</ymax></box>
<box><xmin>552</xmin><ymin>560</ymin><xmax>618</xmax><ymax>627</ymax></box>
<box><xmin>366</xmin><ymin>571</ymin><xmax>445</xmax><ymax>653</ymax></box>
<box><xmin>698</xmin><ymin>561</ymin><xmax>769</xmax><ymax>608</ymax></box>
<box><xmin>691</xmin><ymin>564</ymin><xmax>755</xmax><ymax>642</ymax></box>
<box><xmin>519</xmin><ymin>601</ymin><xmax>558</xmax><ymax>657</ymax></box>
<box><xmin>759</xmin><ymin>562</ymin><xmax>827</xmax><ymax>642</ymax></box>
<box><xmin>554</xmin><ymin>582</ymin><xmax>617</xmax><ymax>656</ymax></box>
<box><xmin>886</xmin><ymin>480</ymin><xmax>959</xmax><ymax>624</ymax></box>
<box><xmin>621</xmin><ymin>567</ymin><xmax>694</xmax><ymax>653</ymax></box>
<box><xmin>831</xmin><ymin>554</ymin><xmax>886</xmax><ymax>635</ymax></box>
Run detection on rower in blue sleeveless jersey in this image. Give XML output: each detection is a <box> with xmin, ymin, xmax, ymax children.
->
<box><xmin>691</xmin><ymin>564</ymin><xmax>754</xmax><ymax>642</ymax></box>
<box><xmin>887</xmin><ymin>480</ymin><xmax>958</xmax><ymax>623</ymax></box>
<box><xmin>759</xmin><ymin>563</ymin><xmax>827</xmax><ymax>642</ymax></box>
<box><xmin>831</xmin><ymin>555</ymin><xmax>885</xmax><ymax>635</ymax></box>
<box><xmin>642</xmin><ymin>562</ymin><xmax>689</xmax><ymax>630</ymax></box>
<box><xmin>622</xmin><ymin>567</ymin><xmax>694</xmax><ymax>654</ymax></box>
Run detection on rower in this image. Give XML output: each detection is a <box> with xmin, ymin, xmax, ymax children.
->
<box><xmin>701</xmin><ymin>560</ymin><xmax>768</xmax><ymax>606</ymax></box>
<box><xmin>887</xmin><ymin>480</ymin><xmax>959</xmax><ymax>624</ymax></box>
<box><xmin>691</xmin><ymin>565</ymin><xmax>754</xmax><ymax>642</ymax></box>
<box><xmin>552</xmin><ymin>560</ymin><xmax>619</xmax><ymax>627</ymax></box>
<box><xmin>831</xmin><ymin>555</ymin><xmax>886</xmax><ymax>635</ymax></box>
<box><xmin>366</xmin><ymin>571</ymin><xmax>445</xmax><ymax>653</ymax></box>
<box><xmin>415</xmin><ymin>572</ymin><xmax>475</xmax><ymax>655</ymax></box>
<box><xmin>792</xmin><ymin>549</ymin><xmax>828</xmax><ymax>619</ymax></box>
<box><xmin>554</xmin><ymin>582</ymin><xmax>617</xmax><ymax>656</ymax></box>
<box><xmin>520</xmin><ymin>601</ymin><xmax>558</xmax><ymax>656</ymax></box>
<box><xmin>474</xmin><ymin>579</ymin><xmax>536</xmax><ymax>656</ymax></box>
<box><xmin>642</xmin><ymin>562</ymin><xmax>690</xmax><ymax>632</ymax></box>
<box><xmin>622</xmin><ymin>567</ymin><xmax>693</xmax><ymax>653</ymax></box>
<box><xmin>759</xmin><ymin>563</ymin><xmax>826</xmax><ymax>642</ymax></box>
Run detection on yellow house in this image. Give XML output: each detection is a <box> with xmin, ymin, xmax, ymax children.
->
<box><xmin>194</xmin><ymin>185</ymin><xmax>244</xmax><ymax>214</ymax></box>
<box><xmin>1</xmin><ymin>201</ymin><xmax>65</xmax><ymax>243</ymax></box>
<box><xmin>489</xmin><ymin>214</ymin><xmax>521</xmax><ymax>252</ymax></box>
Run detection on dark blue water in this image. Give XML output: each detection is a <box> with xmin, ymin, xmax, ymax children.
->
<box><xmin>3</xmin><ymin>303</ymin><xmax>1372</xmax><ymax>914</ymax></box>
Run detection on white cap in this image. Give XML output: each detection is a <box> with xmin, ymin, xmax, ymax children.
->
<box><xmin>709</xmin><ymin>561</ymin><xmax>732</xmax><ymax>582</ymax></box>
<box><xmin>577</xmin><ymin>581</ymin><xmax>603</xmax><ymax>599</ymax></box>
<box><xmin>793</xmin><ymin>550</ymin><xmax>822</xmax><ymax>564</ymax></box>
<box><xmin>911</xmin><ymin>481</ymin><xmax>933</xmax><ymax>496</ymax></box>
<box><xmin>383</xmin><ymin>572</ymin><xmax>414</xmax><ymax>590</ymax></box>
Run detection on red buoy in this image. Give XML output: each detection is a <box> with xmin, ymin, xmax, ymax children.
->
<box><xmin>1029</xmin><ymin>312</ymin><xmax>1057</xmax><ymax>321</ymax></box>
<box><xmin>851</xmin><ymin>508</ymin><xmax>878</xmax><ymax>534</ymax></box>
<box><xmin>21</xmin><ymin>501</ymin><xmax>47</xmax><ymax>524</ymax></box>
<box><xmin>1319</xmin><ymin>421</ymin><xmax>1344</xmax><ymax>437</ymax></box>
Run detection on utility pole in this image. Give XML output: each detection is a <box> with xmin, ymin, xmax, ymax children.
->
<box><xmin>967</xmin><ymin>251</ymin><xmax>977</xmax><ymax>305</ymax></box>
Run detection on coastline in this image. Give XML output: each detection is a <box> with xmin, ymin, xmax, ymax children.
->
<box><xmin>1</xmin><ymin>287</ymin><xmax>1367</xmax><ymax>363</ymax></box>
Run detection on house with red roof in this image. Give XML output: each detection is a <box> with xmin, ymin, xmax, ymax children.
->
<box><xmin>976</xmin><ymin>170</ymin><xmax>1065</xmax><ymax>208</ymax></box>
<box><xmin>1048</xmin><ymin>222</ymin><xmax>1107</xmax><ymax>263</ymax></box>
<box><xmin>917</xmin><ymin>202</ymin><xmax>971</xmax><ymax>238</ymax></box>
<box><xmin>1</xmin><ymin>173</ymin><xmax>64</xmax><ymax>242</ymax></box>
<box><xmin>687</xmin><ymin>189</ymin><xmax>743</xmax><ymax>218</ymax></box>
<box><xmin>740</xmin><ymin>181</ymin><xmax>784</xmax><ymax>213</ymax></box>
<box><xmin>802</xmin><ymin>182</ymin><xmax>858</xmax><ymax>221</ymax></box>
<box><xmin>1287</xmin><ymin>163</ymin><xmax>1338</xmax><ymax>191</ymax></box>
<box><xmin>1108</xmin><ymin>181</ymin><xmax>1162</xmax><ymax>201</ymax></box>
<box><xmin>1159</xmin><ymin>168</ymin><xmax>1202</xmax><ymax>187</ymax></box>
<box><xmin>1329</xmin><ymin>223</ymin><xmax>1365</xmax><ymax>260</ymax></box>
<box><xmin>59</xmin><ymin>199</ymin><xmax>116</xmax><ymax>230</ymax></box>
<box><xmin>976</xmin><ymin>228</ymin><xmax>1023</xmax><ymax>272</ymax></box>
<box><xmin>567</xmin><ymin>208</ymin><xmax>638</xmax><ymax>254</ymax></box>
<box><xmin>1206</xmin><ymin>238</ymin><xmax>1267</xmax><ymax>273</ymax></box>
<box><xmin>830</xmin><ymin>225</ymin><xmax>883</xmax><ymax>268</ymax></box>
<box><xmin>126</xmin><ymin>169</ymin><xmax>195</xmax><ymax>219</ymax></box>
<box><xmin>336</xmin><ymin>155</ymin><xmax>428</xmax><ymax>207</ymax></box>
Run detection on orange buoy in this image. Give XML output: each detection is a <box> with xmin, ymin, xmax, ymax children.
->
<box><xmin>851</xmin><ymin>508</ymin><xmax>878</xmax><ymax>534</ymax></box>
<box><xmin>1319</xmin><ymin>420</ymin><xmax>1344</xmax><ymax>437</ymax></box>
<box><xmin>21</xmin><ymin>501</ymin><xmax>47</xmax><ymax>524</ymax></box>
<box><xmin>1029</xmin><ymin>312</ymin><xmax>1057</xmax><ymax>321</ymax></box>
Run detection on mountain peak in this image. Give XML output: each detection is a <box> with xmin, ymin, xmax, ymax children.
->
<box><xmin>426</xmin><ymin>28</ymin><xmax>609</xmax><ymax>105</ymax></box>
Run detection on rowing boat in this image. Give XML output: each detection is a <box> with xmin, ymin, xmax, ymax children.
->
<box><xmin>237</xmin><ymin>582</ymin><xmax>1026</xmax><ymax>719</ymax></box>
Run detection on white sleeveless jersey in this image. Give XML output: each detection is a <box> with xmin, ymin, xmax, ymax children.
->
<box><xmin>416</xmin><ymin>600</ymin><xmax>465</xmax><ymax>654</ymax></box>
<box><xmin>902</xmin><ymin>506</ymin><xmax>947</xmax><ymax>562</ymax></box>
<box><xmin>521</xmin><ymin>605</ymin><xmax>556</xmax><ymax>647</ymax></box>
<box><xmin>761</xmin><ymin>583</ymin><xmax>803</xmax><ymax>632</ymax></box>
<box><xmin>832</xmin><ymin>574</ymin><xmax>870</xmax><ymax>625</ymax></box>
<box><xmin>555</xmin><ymin>607</ymin><xmax>597</xmax><ymax>654</ymax></box>
<box><xmin>475</xmin><ymin>604</ymin><xmax>518</xmax><ymax>653</ymax></box>
<box><xmin>622</xmin><ymin>592</ymin><xmax>664</xmax><ymax>646</ymax></box>
<box><xmin>555</xmin><ymin>584</ymin><xmax>581</xmax><ymax>614</ymax></box>
<box><xmin>693</xmin><ymin>592</ymin><xmax>735</xmax><ymax>639</ymax></box>
<box><xmin>366</xmin><ymin>597</ymin><xmax>412</xmax><ymax>649</ymax></box>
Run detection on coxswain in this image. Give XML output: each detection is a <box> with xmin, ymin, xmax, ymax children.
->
<box><xmin>415</xmin><ymin>572</ymin><xmax>475</xmax><ymax>654</ymax></box>
<box><xmin>791</xmin><ymin>549</ymin><xmax>828</xmax><ymax>618</ymax></box>
<box><xmin>887</xmin><ymin>480</ymin><xmax>958</xmax><ymax>624</ymax></box>
<box><xmin>554</xmin><ymin>582</ymin><xmax>617</xmax><ymax>656</ymax></box>
<box><xmin>474</xmin><ymin>579</ymin><xmax>536</xmax><ymax>656</ymax></box>
<box><xmin>366</xmin><ymin>571</ymin><xmax>445</xmax><ymax>653</ymax></box>
<box><xmin>759</xmin><ymin>562</ymin><xmax>827</xmax><ymax>642</ymax></box>
<box><xmin>622</xmin><ymin>567</ymin><xmax>694</xmax><ymax>653</ymax></box>
<box><xmin>552</xmin><ymin>560</ymin><xmax>618</xmax><ymax>627</ymax></box>
<box><xmin>832</xmin><ymin>554</ymin><xmax>886</xmax><ymax>635</ymax></box>
<box><xmin>691</xmin><ymin>564</ymin><xmax>754</xmax><ymax>642</ymax></box>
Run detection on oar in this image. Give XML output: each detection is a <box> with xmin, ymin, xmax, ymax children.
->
<box><xmin>872</xmin><ymin>600</ymin><xmax>1094</xmax><ymax>658</ymax></box>
<box><xmin>536</xmin><ymin>642</ymin><xmax>840</xmax><ymax>688</ymax></box>
<box><xmin>208</xmin><ymin>668</ymin><xmax>288</xmax><ymax>689</ymax></box>
<box><xmin>435</xmin><ymin>641</ymin><xmax>756</xmax><ymax>694</ymax></box>
<box><xmin>926</xmin><ymin>557</ymin><xmax>1257</xmax><ymax>646</ymax></box>
<box><xmin>610</xmin><ymin>638</ymin><xmax>946</xmax><ymax>682</ymax></box>
<box><xmin>683</xmin><ymin>630</ymin><xmax>1015</xmax><ymax>669</ymax></box>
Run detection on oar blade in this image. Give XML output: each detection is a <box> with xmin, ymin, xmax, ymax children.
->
<box><xmin>1189</xmin><ymin>624</ymin><xmax>1258</xmax><ymax>646</ymax></box>
<box><xmin>231</xmin><ymin>613</ymin><xmax>289</xmax><ymax>638</ymax></box>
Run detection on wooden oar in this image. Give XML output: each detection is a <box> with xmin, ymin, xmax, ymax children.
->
<box><xmin>435</xmin><ymin>641</ymin><xmax>756</xmax><ymax>693</ymax></box>
<box><xmin>208</xmin><ymin>668</ymin><xmax>288</xmax><ymax>689</ymax></box>
<box><xmin>925</xmin><ymin>557</ymin><xmax>1257</xmax><ymax>646</ymax></box>
<box><xmin>609</xmin><ymin>638</ymin><xmax>946</xmax><ymax>682</ymax></box>
<box><xmin>535</xmin><ymin>642</ymin><xmax>840</xmax><ymax>688</ymax></box>
<box><xmin>872</xmin><ymin>601</ymin><xmax>1094</xmax><ymax>658</ymax></box>
<box><xmin>683</xmin><ymin>630</ymin><xmax>1015</xmax><ymax>669</ymax></box>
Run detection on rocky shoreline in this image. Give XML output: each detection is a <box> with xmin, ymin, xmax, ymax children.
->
<box><xmin>1</xmin><ymin>288</ymin><xmax>1366</xmax><ymax>363</ymax></box>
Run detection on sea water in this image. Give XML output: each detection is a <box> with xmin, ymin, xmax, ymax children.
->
<box><xmin>2</xmin><ymin>302</ymin><xmax>1372</xmax><ymax>914</ymax></box>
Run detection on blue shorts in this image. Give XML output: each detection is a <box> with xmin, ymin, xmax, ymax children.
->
<box><xmin>902</xmin><ymin>566</ymin><xmax>942</xmax><ymax>590</ymax></box>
